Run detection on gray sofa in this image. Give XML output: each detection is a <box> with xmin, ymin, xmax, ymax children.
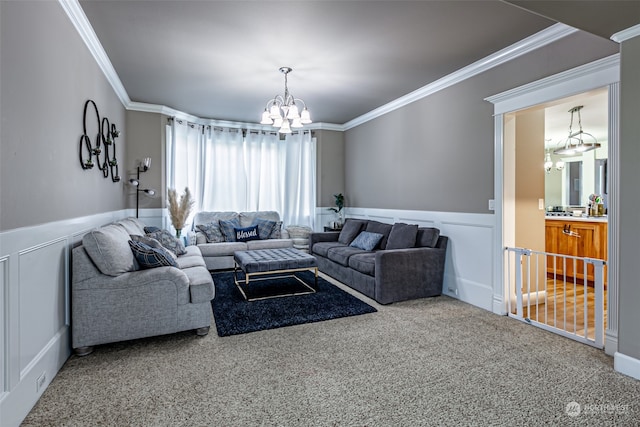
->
<box><xmin>71</xmin><ymin>217</ymin><xmax>214</xmax><ymax>355</ymax></box>
<box><xmin>190</xmin><ymin>211</ymin><xmax>294</xmax><ymax>270</ymax></box>
<box><xmin>310</xmin><ymin>219</ymin><xmax>448</xmax><ymax>304</ymax></box>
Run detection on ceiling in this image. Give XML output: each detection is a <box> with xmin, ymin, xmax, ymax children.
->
<box><xmin>78</xmin><ymin>1</ymin><xmax>636</xmax><ymax>127</ymax></box>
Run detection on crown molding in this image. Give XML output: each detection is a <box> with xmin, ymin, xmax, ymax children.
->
<box><xmin>127</xmin><ymin>102</ymin><xmax>343</xmax><ymax>132</ymax></box>
<box><xmin>61</xmin><ymin>0</ymin><xmax>576</xmax><ymax>133</ymax></box>
<box><xmin>485</xmin><ymin>54</ymin><xmax>619</xmax><ymax>114</ymax></box>
<box><xmin>58</xmin><ymin>0</ymin><xmax>130</xmax><ymax>106</ymax></box>
<box><xmin>343</xmin><ymin>23</ymin><xmax>577</xmax><ymax>130</ymax></box>
<box><xmin>611</xmin><ymin>24</ymin><xmax>640</xmax><ymax>43</ymax></box>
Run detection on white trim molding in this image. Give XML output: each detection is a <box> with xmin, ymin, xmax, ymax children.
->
<box><xmin>343</xmin><ymin>23</ymin><xmax>577</xmax><ymax>130</ymax></box>
<box><xmin>614</xmin><ymin>352</ymin><xmax>640</xmax><ymax>381</ymax></box>
<box><xmin>0</xmin><ymin>209</ymin><xmax>132</xmax><ymax>426</ymax></box>
<box><xmin>486</xmin><ymin>54</ymin><xmax>620</xmax><ymax>114</ymax></box>
<box><xmin>60</xmin><ymin>0</ymin><xmax>577</xmax><ymax>134</ymax></box>
<box><xmin>58</xmin><ymin>0</ymin><xmax>130</xmax><ymax>107</ymax></box>
<box><xmin>611</xmin><ymin>24</ymin><xmax>640</xmax><ymax>43</ymax></box>
<box><xmin>486</xmin><ymin>56</ymin><xmax>621</xmax><ymax>348</ymax></box>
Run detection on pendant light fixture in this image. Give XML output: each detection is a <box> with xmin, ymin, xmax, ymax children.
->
<box><xmin>260</xmin><ymin>67</ymin><xmax>312</xmax><ymax>133</ymax></box>
<box><xmin>553</xmin><ymin>105</ymin><xmax>601</xmax><ymax>155</ymax></box>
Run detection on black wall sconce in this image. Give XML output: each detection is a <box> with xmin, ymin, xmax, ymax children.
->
<box><xmin>78</xmin><ymin>99</ymin><xmax>121</xmax><ymax>182</ymax></box>
<box><xmin>129</xmin><ymin>157</ymin><xmax>156</xmax><ymax>218</ymax></box>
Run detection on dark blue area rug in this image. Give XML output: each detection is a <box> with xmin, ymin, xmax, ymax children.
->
<box><xmin>211</xmin><ymin>270</ymin><xmax>377</xmax><ymax>337</ymax></box>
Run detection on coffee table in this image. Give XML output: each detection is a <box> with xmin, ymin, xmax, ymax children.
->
<box><xmin>233</xmin><ymin>248</ymin><xmax>319</xmax><ymax>301</ymax></box>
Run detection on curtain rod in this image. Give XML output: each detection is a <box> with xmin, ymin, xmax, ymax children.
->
<box><xmin>169</xmin><ymin>117</ymin><xmax>314</xmax><ymax>137</ymax></box>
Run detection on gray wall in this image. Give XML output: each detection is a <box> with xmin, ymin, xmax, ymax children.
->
<box><xmin>125</xmin><ymin>111</ymin><xmax>168</xmax><ymax>210</ymax></box>
<box><xmin>344</xmin><ymin>31</ymin><xmax>618</xmax><ymax>213</ymax></box>
<box><xmin>618</xmin><ymin>35</ymin><xmax>640</xmax><ymax>361</ymax></box>
<box><xmin>0</xmin><ymin>1</ymin><xmax>127</xmax><ymax>231</ymax></box>
<box><xmin>315</xmin><ymin>130</ymin><xmax>345</xmax><ymax>207</ymax></box>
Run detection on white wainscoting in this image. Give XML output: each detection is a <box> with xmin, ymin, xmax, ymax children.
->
<box><xmin>324</xmin><ymin>207</ymin><xmax>496</xmax><ymax>311</ymax></box>
<box><xmin>0</xmin><ymin>209</ymin><xmax>151</xmax><ymax>427</ymax></box>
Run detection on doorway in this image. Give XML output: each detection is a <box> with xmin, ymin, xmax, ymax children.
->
<box><xmin>502</xmin><ymin>89</ymin><xmax>609</xmax><ymax>347</ymax></box>
<box><xmin>486</xmin><ymin>55</ymin><xmax>620</xmax><ymax>354</ymax></box>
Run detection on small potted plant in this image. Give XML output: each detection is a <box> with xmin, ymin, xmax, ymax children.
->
<box><xmin>168</xmin><ymin>187</ymin><xmax>195</xmax><ymax>238</ymax></box>
<box><xmin>328</xmin><ymin>193</ymin><xmax>345</xmax><ymax>228</ymax></box>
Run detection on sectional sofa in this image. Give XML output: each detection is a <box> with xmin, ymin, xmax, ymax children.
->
<box><xmin>310</xmin><ymin>219</ymin><xmax>448</xmax><ymax>304</ymax></box>
<box><xmin>190</xmin><ymin>210</ymin><xmax>295</xmax><ymax>270</ymax></box>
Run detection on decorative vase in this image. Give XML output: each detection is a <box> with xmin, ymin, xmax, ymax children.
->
<box><xmin>175</xmin><ymin>229</ymin><xmax>181</xmax><ymax>238</ymax></box>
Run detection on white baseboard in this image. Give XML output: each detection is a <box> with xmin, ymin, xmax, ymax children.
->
<box><xmin>614</xmin><ymin>352</ymin><xmax>640</xmax><ymax>381</ymax></box>
<box><xmin>605</xmin><ymin>332</ymin><xmax>618</xmax><ymax>356</ymax></box>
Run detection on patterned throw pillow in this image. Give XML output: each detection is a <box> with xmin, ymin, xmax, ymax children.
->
<box><xmin>143</xmin><ymin>226</ymin><xmax>161</xmax><ymax>234</ymax></box>
<box><xmin>130</xmin><ymin>235</ymin><xmax>178</xmax><ymax>260</ymax></box>
<box><xmin>235</xmin><ymin>225</ymin><xmax>260</xmax><ymax>242</ymax></box>
<box><xmin>196</xmin><ymin>221</ymin><xmax>225</xmax><ymax>243</ymax></box>
<box><xmin>146</xmin><ymin>229</ymin><xmax>187</xmax><ymax>256</ymax></box>
<box><xmin>270</xmin><ymin>221</ymin><xmax>283</xmax><ymax>239</ymax></box>
<box><xmin>253</xmin><ymin>218</ymin><xmax>276</xmax><ymax>239</ymax></box>
<box><xmin>219</xmin><ymin>219</ymin><xmax>241</xmax><ymax>242</ymax></box>
<box><xmin>128</xmin><ymin>240</ymin><xmax>178</xmax><ymax>269</ymax></box>
<box><xmin>350</xmin><ymin>231</ymin><xmax>384</xmax><ymax>251</ymax></box>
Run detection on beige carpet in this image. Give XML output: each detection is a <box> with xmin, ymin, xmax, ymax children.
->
<box><xmin>23</xmin><ymin>276</ymin><xmax>640</xmax><ymax>426</ymax></box>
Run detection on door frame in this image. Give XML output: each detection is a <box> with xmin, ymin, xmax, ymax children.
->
<box><xmin>486</xmin><ymin>54</ymin><xmax>620</xmax><ymax>355</ymax></box>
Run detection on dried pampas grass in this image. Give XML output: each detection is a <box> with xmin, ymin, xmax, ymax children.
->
<box><xmin>168</xmin><ymin>187</ymin><xmax>195</xmax><ymax>236</ymax></box>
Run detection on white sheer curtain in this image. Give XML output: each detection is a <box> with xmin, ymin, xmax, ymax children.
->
<box><xmin>167</xmin><ymin>120</ymin><xmax>203</xmax><ymax>227</ymax></box>
<box><xmin>168</xmin><ymin>120</ymin><xmax>316</xmax><ymax>228</ymax></box>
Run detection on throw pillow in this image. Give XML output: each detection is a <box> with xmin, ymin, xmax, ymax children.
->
<box><xmin>350</xmin><ymin>231</ymin><xmax>384</xmax><ymax>251</ymax></box>
<box><xmin>270</xmin><ymin>221</ymin><xmax>283</xmax><ymax>239</ymax></box>
<box><xmin>144</xmin><ymin>226</ymin><xmax>161</xmax><ymax>234</ymax></box>
<box><xmin>196</xmin><ymin>221</ymin><xmax>225</xmax><ymax>243</ymax></box>
<box><xmin>235</xmin><ymin>225</ymin><xmax>261</xmax><ymax>242</ymax></box>
<box><xmin>365</xmin><ymin>220</ymin><xmax>393</xmax><ymax>249</ymax></box>
<box><xmin>416</xmin><ymin>227</ymin><xmax>441</xmax><ymax>248</ymax></box>
<box><xmin>219</xmin><ymin>219</ymin><xmax>241</xmax><ymax>242</ymax></box>
<box><xmin>82</xmin><ymin>224</ymin><xmax>139</xmax><ymax>276</ymax></box>
<box><xmin>386</xmin><ymin>222</ymin><xmax>418</xmax><ymax>249</ymax></box>
<box><xmin>253</xmin><ymin>218</ymin><xmax>277</xmax><ymax>239</ymax></box>
<box><xmin>146</xmin><ymin>229</ymin><xmax>187</xmax><ymax>256</ymax></box>
<box><xmin>129</xmin><ymin>240</ymin><xmax>178</xmax><ymax>269</ymax></box>
<box><xmin>130</xmin><ymin>235</ymin><xmax>178</xmax><ymax>260</ymax></box>
<box><xmin>338</xmin><ymin>219</ymin><xmax>366</xmax><ymax>245</ymax></box>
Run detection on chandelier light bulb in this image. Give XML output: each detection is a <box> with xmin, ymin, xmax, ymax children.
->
<box><xmin>300</xmin><ymin>108</ymin><xmax>312</xmax><ymax>124</ymax></box>
<box><xmin>260</xmin><ymin>110</ymin><xmax>273</xmax><ymax>125</ymax></box>
<box><xmin>260</xmin><ymin>67</ymin><xmax>312</xmax><ymax>133</ymax></box>
<box><xmin>291</xmin><ymin>117</ymin><xmax>303</xmax><ymax>128</ymax></box>
<box><xmin>544</xmin><ymin>152</ymin><xmax>553</xmax><ymax>173</ymax></box>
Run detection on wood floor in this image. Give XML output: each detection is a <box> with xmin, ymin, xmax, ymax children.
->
<box><xmin>515</xmin><ymin>278</ymin><xmax>607</xmax><ymax>341</ymax></box>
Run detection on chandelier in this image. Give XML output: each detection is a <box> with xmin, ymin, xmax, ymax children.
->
<box><xmin>553</xmin><ymin>105</ymin><xmax>600</xmax><ymax>155</ymax></box>
<box><xmin>544</xmin><ymin>149</ymin><xmax>564</xmax><ymax>173</ymax></box>
<box><xmin>260</xmin><ymin>67</ymin><xmax>312</xmax><ymax>134</ymax></box>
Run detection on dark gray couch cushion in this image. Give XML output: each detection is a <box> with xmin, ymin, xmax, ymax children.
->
<box><xmin>327</xmin><ymin>246</ymin><xmax>367</xmax><ymax>266</ymax></box>
<box><xmin>364</xmin><ymin>220</ymin><xmax>393</xmax><ymax>249</ymax></box>
<box><xmin>312</xmin><ymin>241</ymin><xmax>345</xmax><ymax>257</ymax></box>
<box><xmin>348</xmin><ymin>252</ymin><xmax>376</xmax><ymax>276</ymax></box>
<box><xmin>386</xmin><ymin>222</ymin><xmax>418</xmax><ymax>249</ymax></box>
<box><xmin>416</xmin><ymin>227</ymin><xmax>441</xmax><ymax>248</ymax></box>
<box><xmin>338</xmin><ymin>219</ymin><xmax>366</xmax><ymax>245</ymax></box>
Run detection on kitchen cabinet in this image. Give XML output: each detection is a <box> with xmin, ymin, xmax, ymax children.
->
<box><xmin>545</xmin><ymin>219</ymin><xmax>607</xmax><ymax>284</ymax></box>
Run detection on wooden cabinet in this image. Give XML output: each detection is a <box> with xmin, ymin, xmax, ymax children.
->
<box><xmin>545</xmin><ymin>219</ymin><xmax>607</xmax><ymax>284</ymax></box>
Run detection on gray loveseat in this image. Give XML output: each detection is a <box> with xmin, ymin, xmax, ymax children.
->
<box><xmin>190</xmin><ymin>211</ymin><xmax>294</xmax><ymax>270</ymax></box>
<box><xmin>72</xmin><ymin>217</ymin><xmax>214</xmax><ymax>355</ymax></box>
<box><xmin>310</xmin><ymin>219</ymin><xmax>448</xmax><ymax>304</ymax></box>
